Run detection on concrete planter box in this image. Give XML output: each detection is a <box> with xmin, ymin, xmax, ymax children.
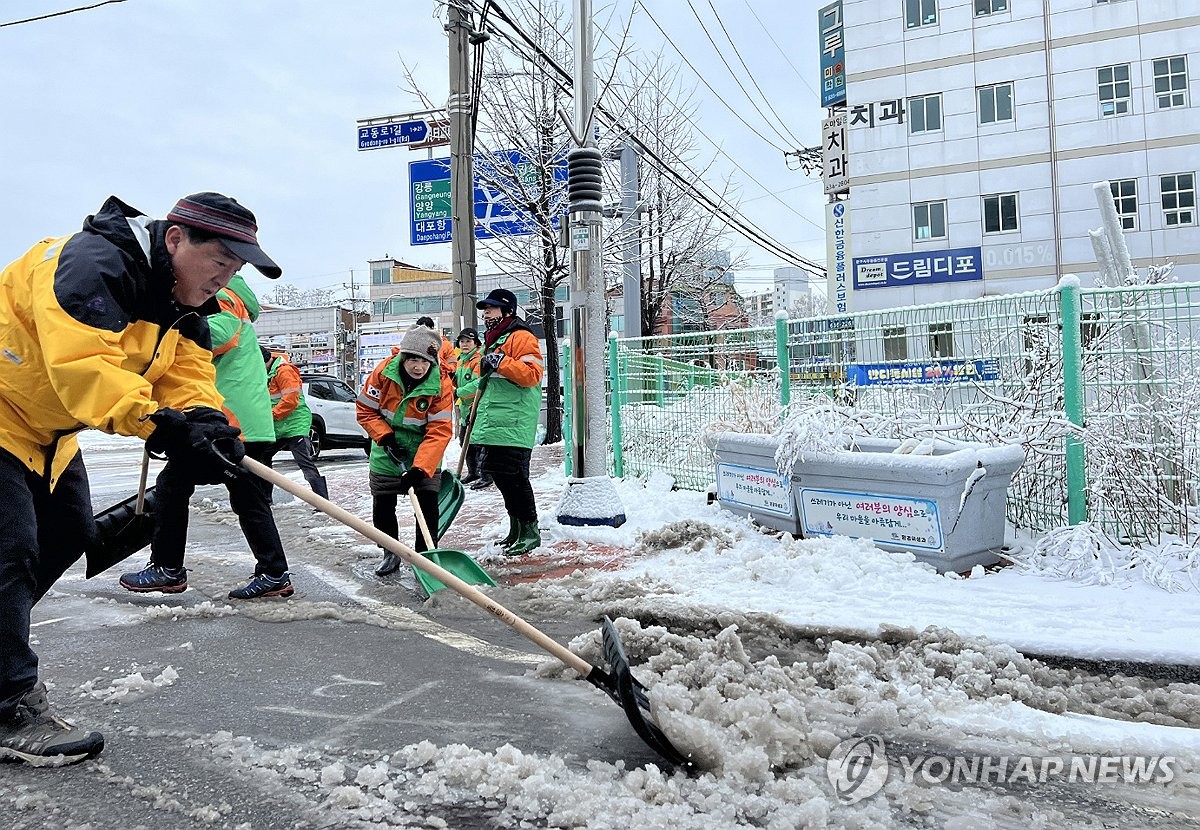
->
<box><xmin>713</xmin><ymin>434</ymin><xmax>802</xmax><ymax>535</ymax></box>
<box><xmin>713</xmin><ymin>432</ymin><xmax>1025</xmax><ymax>573</ymax></box>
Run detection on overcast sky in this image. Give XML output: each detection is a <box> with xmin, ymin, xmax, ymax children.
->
<box><xmin>0</xmin><ymin>0</ymin><xmax>825</xmax><ymax>300</ymax></box>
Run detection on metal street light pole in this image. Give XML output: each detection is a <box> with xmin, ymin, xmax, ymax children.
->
<box><xmin>447</xmin><ymin>0</ymin><xmax>478</xmax><ymax>333</ymax></box>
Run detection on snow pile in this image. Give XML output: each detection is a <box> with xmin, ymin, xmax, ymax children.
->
<box><xmin>140</xmin><ymin>600</ymin><xmax>239</xmax><ymax>621</ymax></box>
<box><xmin>78</xmin><ymin>665</ymin><xmax>179</xmax><ymax>703</ymax></box>
<box><xmin>1006</xmin><ymin>523</ymin><xmax>1200</xmax><ymax>592</ymax></box>
<box><xmin>635</xmin><ymin>520</ymin><xmax>734</xmax><ymax>554</ymax></box>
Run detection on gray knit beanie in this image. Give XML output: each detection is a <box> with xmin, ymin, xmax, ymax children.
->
<box><xmin>398</xmin><ymin>326</ymin><xmax>442</xmax><ymax>365</ymax></box>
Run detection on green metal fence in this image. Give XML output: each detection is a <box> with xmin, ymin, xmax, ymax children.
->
<box><xmin>606</xmin><ymin>282</ymin><xmax>1200</xmax><ymax>541</ymax></box>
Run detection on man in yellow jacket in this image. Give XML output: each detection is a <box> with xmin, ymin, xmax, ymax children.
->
<box><xmin>0</xmin><ymin>192</ymin><xmax>282</xmax><ymax>767</ymax></box>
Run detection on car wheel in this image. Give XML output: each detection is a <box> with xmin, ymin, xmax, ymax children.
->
<box><xmin>309</xmin><ymin>419</ymin><xmax>325</xmax><ymax>459</ymax></box>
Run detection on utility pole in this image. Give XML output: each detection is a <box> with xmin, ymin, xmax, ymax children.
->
<box><xmin>556</xmin><ymin>0</ymin><xmax>625</xmax><ymax>527</ymax></box>
<box><xmin>447</xmin><ymin>0</ymin><xmax>478</xmax><ymax>332</ymax></box>
<box><xmin>619</xmin><ymin>141</ymin><xmax>642</xmax><ymax>337</ymax></box>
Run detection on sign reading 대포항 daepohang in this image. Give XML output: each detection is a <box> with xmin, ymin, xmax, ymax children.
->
<box><xmin>847</xmin><ymin>358</ymin><xmax>1000</xmax><ymax>386</ymax></box>
<box><xmin>852</xmin><ymin>246</ymin><xmax>982</xmax><ymax>289</ymax></box>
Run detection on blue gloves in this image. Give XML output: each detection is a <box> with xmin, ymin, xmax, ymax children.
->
<box><xmin>482</xmin><ymin>351</ymin><xmax>504</xmax><ymax>373</ymax></box>
<box><xmin>145</xmin><ymin>406</ymin><xmax>244</xmax><ymax>484</ymax></box>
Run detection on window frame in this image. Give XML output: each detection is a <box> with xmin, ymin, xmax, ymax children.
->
<box><xmin>928</xmin><ymin>322</ymin><xmax>954</xmax><ymax>359</ymax></box>
<box><xmin>1152</xmin><ymin>55</ymin><xmax>1188</xmax><ymax>110</ymax></box>
<box><xmin>982</xmin><ymin>192</ymin><xmax>1020</xmax><ymax>235</ymax></box>
<box><xmin>908</xmin><ymin>93</ymin><xmax>943</xmax><ymax>134</ymax></box>
<box><xmin>974</xmin><ymin>0</ymin><xmax>1007</xmax><ymax>15</ymax></box>
<box><xmin>1097</xmin><ymin>63</ymin><xmax>1132</xmax><ymax>117</ymax></box>
<box><xmin>1109</xmin><ymin>179</ymin><xmax>1138</xmax><ymax>231</ymax></box>
<box><xmin>912</xmin><ymin>200</ymin><xmax>948</xmax><ymax>241</ymax></box>
<box><xmin>1161</xmin><ymin>173</ymin><xmax>1196</xmax><ymax>227</ymax></box>
<box><xmin>977</xmin><ymin>81</ymin><xmax>1014</xmax><ymax>125</ymax></box>
<box><xmin>904</xmin><ymin>0</ymin><xmax>938</xmax><ymax>29</ymax></box>
<box><xmin>883</xmin><ymin>326</ymin><xmax>909</xmax><ymax>361</ymax></box>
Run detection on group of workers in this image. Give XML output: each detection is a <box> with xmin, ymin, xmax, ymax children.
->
<box><xmin>0</xmin><ymin>191</ymin><xmax>544</xmax><ymax>767</ymax></box>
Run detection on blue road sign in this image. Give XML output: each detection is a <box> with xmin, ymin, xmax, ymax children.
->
<box><xmin>359</xmin><ymin>119</ymin><xmax>444</xmax><ymax>151</ymax></box>
<box><xmin>409</xmin><ymin>151</ymin><xmax>568</xmax><ymax>246</ymax></box>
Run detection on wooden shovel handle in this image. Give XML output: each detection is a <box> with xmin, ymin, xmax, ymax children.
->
<box><xmin>409</xmin><ymin>491</ymin><xmax>437</xmax><ymax>550</ymax></box>
<box><xmin>135</xmin><ymin>449</ymin><xmax>150</xmax><ymax>515</ymax></box>
<box><xmin>240</xmin><ymin>457</ymin><xmax>593</xmax><ymax>677</ymax></box>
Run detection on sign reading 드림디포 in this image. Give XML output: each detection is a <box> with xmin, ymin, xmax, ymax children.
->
<box><xmin>853</xmin><ymin>246</ymin><xmax>983</xmax><ymax>290</ymax></box>
<box><xmin>716</xmin><ymin>463</ymin><xmax>792</xmax><ymax>518</ymax></box>
<box><xmin>800</xmin><ymin>488</ymin><xmax>944</xmax><ymax>552</ymax></box>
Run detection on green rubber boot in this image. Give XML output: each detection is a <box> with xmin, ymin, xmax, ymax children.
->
<box><xmin>494</xmin><ymin>514</ymin><xmax>519</xmax><ymax>548</ymax></box>
<box><xmin>504</xmin><ymin>519</ymin><xmax>542</xmax><ymax>557</ymax></box>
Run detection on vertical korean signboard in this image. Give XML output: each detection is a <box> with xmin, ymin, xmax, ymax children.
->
<box><xmin>826</xmin><ymin>200</ymin><xmax>852</xmax><ymax>315</ymax></box>
<box><xmin>822</xmin><ymin>112</ymin><xmax>849</xmax><ymax>195</ymax></box>
<box><xmin>819</xmin><ymin>1</ymin><xmax>846</xmax><ymax>108</ymax></box>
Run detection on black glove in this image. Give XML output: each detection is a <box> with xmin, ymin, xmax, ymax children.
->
<box><xmin>481</xmin><ymin>352</ymin><xmax>504</xmax><ymax>373</ymax></box>
<box><xmin>397</xmin><ymin>468</ymin><xmax>425</xmax><ymax>494</ymax></box>
<box><xmin>377</xmin><ymin>433</ymin><xmax>405</xmax><ymax>467</ymax></box>
<box><xmin>145</xmin><ymin>407</ymin><xmax>244</xmax><ymax>484</ymax></box>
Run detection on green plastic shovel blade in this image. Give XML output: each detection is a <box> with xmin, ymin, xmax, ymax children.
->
<box><xmin>413</xmin><ymin>548</ymin><xmax>497</xmax><ymax>595</ymax></box>
<box><xmin>436</xmin><ymin>472</ymin><xmax>465</xmax><ymax>539</ymax></box>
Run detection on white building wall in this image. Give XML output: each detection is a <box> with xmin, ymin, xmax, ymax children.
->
<box><xmin>842</xmin><ymin>0</ymin><xmax>1200</xmax><ymax>311</ymax></box>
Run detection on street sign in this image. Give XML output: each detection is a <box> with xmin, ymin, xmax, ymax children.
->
<box><xmin>357</xmin><ymin>117</ymin><xmax>449</xmax><ymax>151</ymax></box>
<box><xmin>408</xmin><ymin>151</ymin><xmax>568</xmax><ymax>246</ymax></box>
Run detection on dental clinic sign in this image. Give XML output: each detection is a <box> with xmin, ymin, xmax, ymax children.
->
<box><xmin>852</xmin><ymin>246</ymin><xmax>983</xmax><ymax>290</ymax></box>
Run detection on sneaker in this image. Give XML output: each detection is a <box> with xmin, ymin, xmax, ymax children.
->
<box><xmin>228</xmin><ymin>572</ymin><xmax>294</xmax><ymax>599</ymax></box>
<box><xmin>0</xmin><ymin>682</ymin><xmax>104</xmax><ymax>767</ymax></box>
<box><xmin>469</xmin><ymin>477</ymin><xmax>494</xmax><ymax>491</ymax></box>
<box><xmin>119</xmin><ymin>563</ymin><xmax>187</xmax><ymax>593</ymax></box>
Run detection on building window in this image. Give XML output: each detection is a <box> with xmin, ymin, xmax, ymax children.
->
<box><xmin>913</xmin><ymin>200</ymin><xmax>947</xmax><ymax>241</ymax></box>
<box><xmin>1161</xmin><ymin>173</ymin><xmax>1196</xmax><ymax>227</ymax></box>
<box><xmin>978</xmin><ymin>82</ymin><xmax>1014</xmax><ymax>124</ymax></box>
<box><xmin>370</xmin><ymin>265</ymin><xmax>391</xmax><ymax>285</ymax></box>
<box><xmin>928</xmin><ymin>323</ymin><xmax>954</xmax><ymax>358</ymax></box>
<box><xmin>1110</xmin><ymin>179</ymin><xmax>1137</xmax><ymax>230</ymax></box>
<box><xmin>1153</xmin><ymin>55</ymin><xmax>1188</xmax><ymax>109</ymax></box>
<box><xmin>908</xmin><ymin>93</ymin><xmax>942</xmax><ymax>134</ymax></box>
<box><xmin>905</xmin><ymin>0</ymin><xmax>938</xmax><ymax>29</ymax></box>
<box><xmin>982</xmin><ymin>193</ymin><xmax>1019</xmax><ymax>234</ymax></box>
<box><xmin>975</xmin><ymin>0</ymin><xmax>1007</xmax><ymax>14</ymax></box>
<box><xmin>1098</xmin><ymin>64</ymin><xmax>1131</xmax><ymax>116</ymax></box>
<box><xmin>883</xmin><ymin>327</ymin><xmax>908</xmax><ymax>361</ymax></box>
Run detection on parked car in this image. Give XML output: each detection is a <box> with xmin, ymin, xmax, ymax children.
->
<box><xmin>300</xmin><ymin>373</ymin><xmax>369</xmax><ymax>458</ymax></box>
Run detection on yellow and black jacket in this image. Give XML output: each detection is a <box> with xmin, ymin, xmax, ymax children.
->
<box><xmin>0</xmin><ymin>196</ymin><xmax>222</xmax><ymax>489</ymax></box>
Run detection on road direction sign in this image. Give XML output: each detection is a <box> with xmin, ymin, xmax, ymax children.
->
<box><xmin>409</xmin><ymin>151</ymin><xmax>568</xmax><ymax>246</ymax></box>
<box><xmin>358</xmin><ymin>118</ymin><xmax>449</xmax><ymax>151</ymax></box>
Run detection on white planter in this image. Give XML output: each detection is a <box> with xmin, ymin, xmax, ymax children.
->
<box><xmin>714</xmin><ymin>433</ymin><xmax>1025</xmax><ymax>573</ymax></box>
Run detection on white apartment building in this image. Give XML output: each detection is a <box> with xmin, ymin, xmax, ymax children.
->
<box><xmin>841</xmin><ymin>0</ymin><xmax>1199</xmax><ymax>311</ymax></box>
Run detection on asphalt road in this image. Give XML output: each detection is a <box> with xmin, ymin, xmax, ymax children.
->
<box><xmin>4</xmin><ymin>444</ymin><xmax>655</xmax><ymax>829</ymax></box>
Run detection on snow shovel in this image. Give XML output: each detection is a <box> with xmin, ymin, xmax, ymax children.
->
<box><xmin>434</xmin><ymin>373</ymin><xmax>489</xmax><ymax>538</ymax></box>
<box><xmin>85</xmin><ymin>451</ymin><xmax>158</xmax><ymax>578</ymax></box>
<box><xmin>409</xmin><ymin>491</ymin><xmax>495</xmax><ymax>596</ymax></box>
<box><xmin>241</xmin><ymin>455</ymin><xmax>692</xmax><ymax>770</ymax></box>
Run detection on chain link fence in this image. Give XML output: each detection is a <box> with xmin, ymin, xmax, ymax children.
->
<box><xmin>605</xmin><ymin>282</ymin><xmax>1200</xmax><ymax>542</ymax></box>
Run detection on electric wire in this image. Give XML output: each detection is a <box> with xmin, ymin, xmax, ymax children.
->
<box><xmin>739</xmin><ymin>0</ymin><xmax>820</xmax><ymax>101</ymax></box>
<box><xmin>475</xmin><ymin>0</ymin><xmax>822</xmax><ymax>272</ymax></box>
<box><xmin>686</xmin><ymin>0</ymin><xmax>806</xmax><ymax>149</ymax></box>
<box><xmin>0</xmin><ymin>0</ymin><xmax>127</xmax><ymax>28</ymax></box>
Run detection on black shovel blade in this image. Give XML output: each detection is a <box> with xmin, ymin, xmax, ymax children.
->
<box><xmin>85</xmin><ymin>488</ymin><xmax>159</xmax><ymax>578</ymax></box>
<box><xmin>587</xmin><ymin>616</ymin><xmax>694</xmax><ymax>770</ymax></box>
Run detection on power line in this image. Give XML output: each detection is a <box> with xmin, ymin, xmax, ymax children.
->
<box><xmin>474</xmin><ymin>0</ymin><xmax>823</xmax><ymax>273</ymax></box>
<box><xmin>686</xmin><ymin>0</ymin><xmax>806</xmax><ymax>149</ymax></box>
<box><xmin>0</xmin><ymin>0</ymin><xmax>127</xmax><ymax>28</ymax></box>
<box><xmin>739</xmin><ymin>0</ymin><xmax>820</xmax><ymax>102</ymax></box>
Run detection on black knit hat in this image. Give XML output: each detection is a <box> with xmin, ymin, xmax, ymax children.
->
<box><xmin>456</xmin><ymin>328</ymin><xmax>480</xmax><ymax>346</ymax></box>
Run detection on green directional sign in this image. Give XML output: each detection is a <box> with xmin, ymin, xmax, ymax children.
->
<box><xmin>410</xmin><ymin>174</ymin><xmax>453</xmax><ymax>244</ymax></box>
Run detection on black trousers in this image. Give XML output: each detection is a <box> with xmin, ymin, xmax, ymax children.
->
<box><xmin>370</xmin><ymin>472</ymin><xmax>441</xmax><ymax>553</ymax></box>
<box><xmin>480</xmin><ymin>445</ymin><xmax>536</xmax><ymax>522</ymax></box>
<box><xmin>0</xmin><ymin>449</ymin><xmax>93</xmax><ymax>718</ymax></box>
<box><xmin>150</xmin><ymin>441</ymin><xmax>288</xmax><ymax>576</ymax></box>
<box><xmin>268</xmin><ymin>435</ymin><xmax>323</xmax><ymax>492</ymax></box>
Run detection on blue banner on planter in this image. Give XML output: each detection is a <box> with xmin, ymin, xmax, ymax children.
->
<box><xmin>848</xmin><ymin>359</ymin><xmax>1000</xmax><ymax>386</ymax></box>
<box><xmin>852</xmin><ymin>246</ymin><xmax>983</xmax><ymax>289</ymax></box>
